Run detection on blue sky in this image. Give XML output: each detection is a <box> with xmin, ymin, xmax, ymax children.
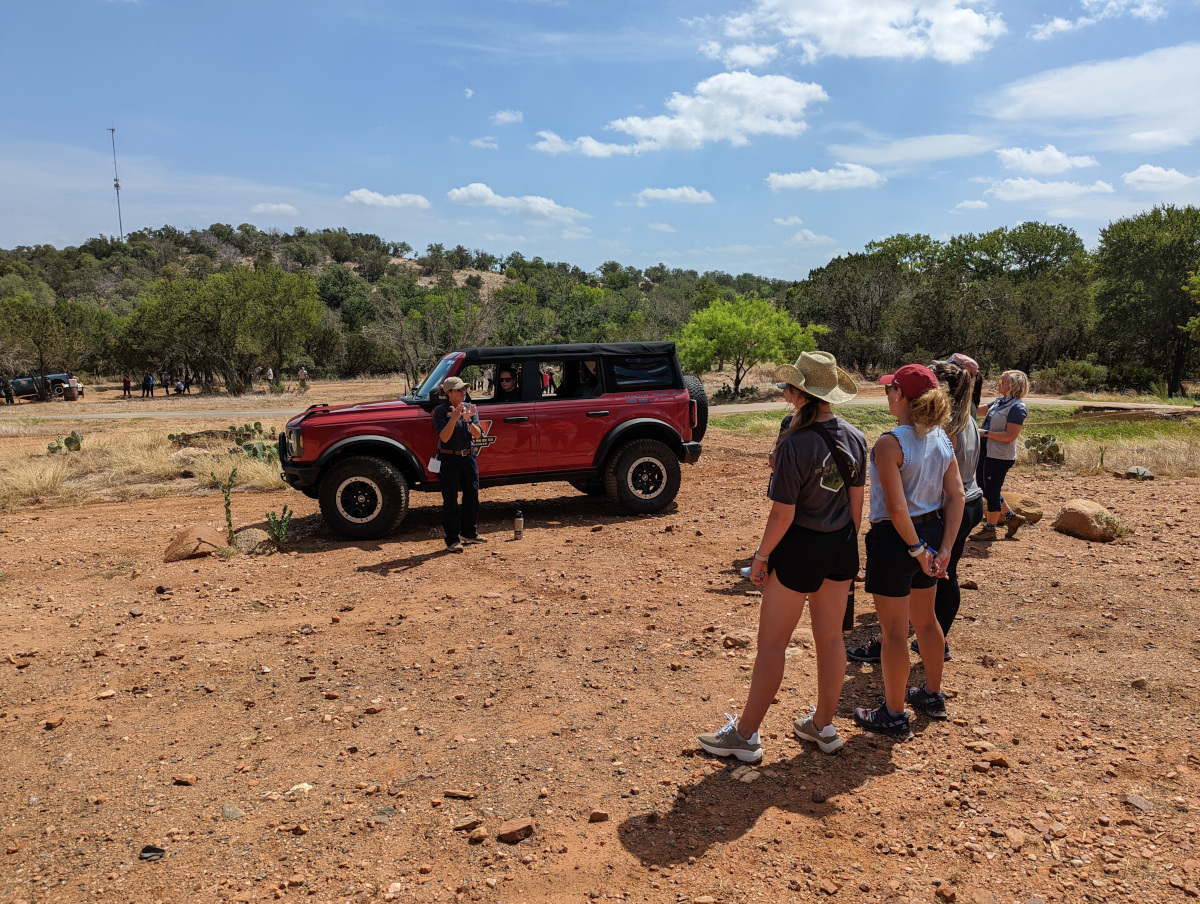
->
<box><xmin>2</xmin><ymin>0</ymin><xmax>1199</xmax><ymax>279</ymax></box>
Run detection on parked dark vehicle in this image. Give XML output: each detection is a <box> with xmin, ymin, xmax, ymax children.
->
<box><xmin>280</xmin><ymin>342</ymin><xmax>708</xmax><ymax>539</ymax></box>
<box><xmin>7</xmin><ymin>373</ymin><xmax>71</xmax><ymax>402</ymax></box>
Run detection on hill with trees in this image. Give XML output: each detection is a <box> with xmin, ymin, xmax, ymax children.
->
<box><xmin>2</xmin><ymin>207</ymin><xmax>1199</xmax><ymax>396</ymax></box>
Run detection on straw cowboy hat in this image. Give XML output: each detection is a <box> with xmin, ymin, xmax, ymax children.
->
<box><xmin>775</xmin><ymin>351</ymin><xmax>858</xmax><ymax>404</ymax></box>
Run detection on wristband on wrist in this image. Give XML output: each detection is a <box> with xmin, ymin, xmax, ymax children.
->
<box><xmin>907</xmin><ymin>540</ymin><xmax>929</xmax><ymax>558</ymax></box>
<box><xmin>753</xmin><ymin>552</ymin><xmax>769</xmax><ymax>562</ymax></box>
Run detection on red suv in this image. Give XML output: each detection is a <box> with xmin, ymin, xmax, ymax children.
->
<box><xmin>280</xmin><ymin>342</ymin><xmax>708</xmax><ymax>539</ymax></box>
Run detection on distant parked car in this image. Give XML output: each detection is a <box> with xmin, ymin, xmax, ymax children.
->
<box><xmin>7</xmin><ymin>373</ymin><xmax>71</xmax><ymax>402</ymax></box>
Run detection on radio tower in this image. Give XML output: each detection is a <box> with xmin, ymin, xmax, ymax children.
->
<box><xmin>108</xmin><ymin>128</ymin><xmax>124</xmax><ymax>241</ymax></box>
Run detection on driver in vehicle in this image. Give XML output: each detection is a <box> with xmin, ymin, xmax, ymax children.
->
<box><xmin>492</xmin><ymin>366</ymin><xmax>522</xmax><ymax>403</ymax></box>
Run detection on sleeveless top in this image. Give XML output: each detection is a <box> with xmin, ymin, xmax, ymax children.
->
<box><xmin>868</xmin><ymin>425</ymin><xmax>955</xmax><ymax>524</ymax></box>
<box><xmin>982</xmin><ymin>397</ymin><xmax>1027</xmax><ymax>462</ymax></box>
<box><xmin>955</xmin><ymin>419</ymin><xmax>983</xmax><ymax>502</ymax></box>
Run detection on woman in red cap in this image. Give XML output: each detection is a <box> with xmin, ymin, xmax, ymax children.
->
<box><xmin>853</xmin><ymin>364</ymin><xmax>965</xmax><ymax>740</ymax></box>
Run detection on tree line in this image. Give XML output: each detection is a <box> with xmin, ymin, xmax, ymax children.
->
<box><xmin>1</xmin><ymin>206</ymin><xmax>1198</xmax><ymax>396</ymax></box>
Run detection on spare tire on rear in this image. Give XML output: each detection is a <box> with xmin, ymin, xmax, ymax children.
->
<box><xmin>682</xmin><ymin>374</ymin><xmax>708</xmax><ymax>442</ymax></box>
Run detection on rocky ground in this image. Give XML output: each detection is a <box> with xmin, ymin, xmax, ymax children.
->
<box><xmin>1</xmin><ymin>424</ymin><xmax>1198</xmax><ymax>904</ymax></box>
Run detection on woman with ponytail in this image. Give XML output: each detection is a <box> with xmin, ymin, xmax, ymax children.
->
<box><xmin>699</xmin><ymin>352</ymin><xmax>867</xmax><ymax>763</ymax></box>
<box><xmin>852</xmin><ymin>364</ymin><xmax>965</xmax><ymax>740</ymax></box>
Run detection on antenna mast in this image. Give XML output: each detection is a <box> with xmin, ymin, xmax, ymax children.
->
<box><xmin>108</xmin><ymin>128</ymin><xmax>124</xmax><ymax>241</ymax></box>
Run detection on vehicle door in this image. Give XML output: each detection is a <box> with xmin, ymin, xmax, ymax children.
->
<box><xmin>532</xmin><ymin>357</ymin><xmax>611</xmax><ymax>473</ymax></box>
<box><xmin>466</xmin><ymin>360</ymin><xmax>538</xmax><ymax>477</ymax></box>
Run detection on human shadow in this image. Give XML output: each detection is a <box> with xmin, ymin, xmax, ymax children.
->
<box><xmin>619</xmin><ymin>650</ymin><xmax>943</xmax><ymax>867</ymax></box>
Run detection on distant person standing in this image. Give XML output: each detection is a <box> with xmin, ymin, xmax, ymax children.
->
<box><xmin>141</xmin><ymin>373</ymin><xmax>152</xmax><ymax>399</ymax></box>
<box><xmin>2</xmin><ymin>381</ymin><xmax>13</xmax><ymax>405</ymax></box>
<box><xmin>266</xmin><ymin>366</ymin><xmax>274</xmax><ymax>384</ymax></box>
<box><xmin>977</xmin><ymin>370</ymin><xmax>1029</xmax><ymax>539</ymax></box>
<box><xmin>122</xmin><ymin>375</ymin><xmax>132</xmax><ymax>399</ymax></box>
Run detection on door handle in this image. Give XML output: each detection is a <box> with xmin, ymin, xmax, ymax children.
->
<box><xmin>586</xmin><ymin>410</ymin><xmax>610</xmax><ymax>417</ymax></box>
<box><xmin>503</xmin><ymin>416</ymin><xmax>529</xmax><ymax>423</ymax></box>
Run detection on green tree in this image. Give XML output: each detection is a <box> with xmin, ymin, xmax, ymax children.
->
<box><xmin>1095</xmin><ymin>205</ymin><xmax>1200</xmax><ymax>394</ymax></box>
<box><xmin>678</xmin><ymin>295</ymin><xmax>825</xmax><ymax>395</ymax></box>
<box><xmin>247</xmin><ymin>267</ymin><xmax>325</xmax><ymax>383</ymax></box>
<box><xmin>0</xmin><ymin>293</ymin><xmax>66</xmax><ymax>398</ymax></box>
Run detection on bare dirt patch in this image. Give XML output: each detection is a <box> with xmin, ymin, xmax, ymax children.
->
<box><xmin>2</xmin><ymin>425</ymin><xmax>1198</xmax><ymax>904</ymax></box>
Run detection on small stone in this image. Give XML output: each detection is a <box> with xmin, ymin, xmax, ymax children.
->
<box><xmin>469</xmin><ymin>826</ymin><xmax>488</xmax><ymax>843</ymax></box>
<box><xmin>364</xmin><ymin>705</ymin><xmax>383</xmax><ymax>714</ymax></box>
<box><xmin>164</xmin><ymin>525</ymin><xmax>228</xmax><ymax>562</ymax></box>
<box><xmin>935</xmin><ymin>887</ymin><xmax>957</xmax><ymax>902</ymax></box>
<box><xmin>324</xmin><ymin>692</ymin><xmax>339</xmax><ymax>700</ymax></box>
<box><xmin>286</xmin><ymin>874</ymin><xmax>305</xmax><ymax>887</ymax></box>
<box><xmin>722</xmin><ymin>633</ymin><xmax>751</xmax><ymax>649</ymax></box>
<box><xmin>1131</xmin><ymin>677</ymin><xmax>1148</xmax><ymax>689</ymax></box>
<box><xmin>812</xmin><ymin>791</ymin><xmax>827</xmax><ymax>804</ymax></box>
<box><xmin>96</xmin><ymin>690</ymin><xmax>116</xmax><ymax>699</ymax></box>
<box><xmin>291</xmin><ymin>824</ymin><xmax>308</xmax><ymax>835</ymax></box>
<box><xmin>222</xmin><ymin>803</ymin><xmax>246</xmax><ymax>820</ymax></box>
<box><xmin>584</xmin><ymin>808</ymin><xmax>610</xmax><ymax>823</ymax></box>
<box><xmin>1006</xmin><ymin>829</ymin><xmax>1026</xmax><ymax>850</ymax></box>
<box><xmin>443</xmin><ymin>788</ymin><xmax>475</xmax><ymax>799</ymax></box>
<box><xmin>972</xmin><ymin>761</ymin><xmax>991</xmax><ymax>773</ymax></box>
<box><xmin>155</xmin><ymin>584</ymin><xmax>172</xmax><ymax>595</ymax></box>
<box><xmin>418</xmin><ymin>864</ymin><xmax>433</xmax><ymax>875</ymax></box>
<box><xmin>172</xmin><ymin>774</ymin><xmax>196</xmax><ymax>786</ymax></box>
<box><xmin>983</xmin><ymin>752</ymin><xmax>1009</xmax><ymax>768</ymax></box>
<box><xmin>453</xmin><ymin>815</ymin><xmax>484</xmax><ymax>831</ymax></box>
<box><xmin>42</xmin><ymin>715</ymin><xmax>65</xmax><ymax>730</ymax></box>
<box><xmin>128</xmin><ymin>608</ymin><xmax>143</xmax><ymax>618</ymax></box>
<box><xmin>485</xmin><ymin>878</ymin><xmax>498</xmax><ymax>888</ymax></box>
<box><xmin>739</xmin><ymin>770</ymin><xmax>761</xmax><ymax>784</ymax></box>
<box><xmin>497</xmin><ymin>818</ymin><xmax>535</xmax><ymax>843</ymax></box>
<box><xmin>820</xmin><ymin>878</ymin><xmax>840</xmax><ymax>894</ymax></box>
<box><xmin>960</xmin><ymin>579</ymin><xmax>979</xmax><ymax>590</ymax></box>
<box><xmin>1123</xmin><ymin>793</ymin><xmax>1153</xmax><ymax>813</ymax></box>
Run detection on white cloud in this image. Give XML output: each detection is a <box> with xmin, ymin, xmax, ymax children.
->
<box><xmin>464</xmin><ymin>88</ymin><xmax>474</xmax><ymax>99</ymax></box>
<box><xmin>1122</xmin><ymin>164</ymin><xmax>1200</xmax><ymax>194</ymax></box>
<box><xmin>471</xmin><ymin>136</ymin><xmax>499</xmax><ymax>150</ymax></box>
<box><xmin>561</xmin><ymin>226</ymin><xmax>593</xmax><ymax>240</ymax></box>
<box><xmin>648</xmin><ymin>222</ymin><xmax>677</xmax><ymax>233</ymax></box>
<box><xmin>724</xmin><ymin>0</ymin><xmax>1006</xmax><ymax>64</ymax></box>
<box><xmin>774</xmin><ymin>215</ymin><xmax>804</xmax><ymax>225</ymax></box>
<box><xmin>491</xmin><ymin>110</ymin><xmax>524</xmax><ymax>126</ymax></box>
<box><xmin>635</xmin><ymin>186</ymin><xmax>716</xmax><ymax>206</ymax></box>
<box><xmin>1029</xmin><ymin>0</ymin><xmax>1167</xmax><ymax>40</ymax></box>
<box><xmin>952</xmin><ymin>199</ymin><xmax>989</xmax><ymax>211</ymax></box>
<box><xmin>995</xmin><ymin>144</ymin><xmax>1098</xmax><ymax>174</ymax></box>
<box><xmin>986</xmin><ymin>43</ymin><xmax>1200</xmax><ymax>151</ymax></box>
<box><xmin>446</xmin><ymin>182</ymin><xmax>589</xmax><ymax>223</ymax></box>
<box><xmin>532</xmin><ymin>71</ymin><xmax>827</xmax><ymax>157</ymax></box>
<box><xmin>344</xmin><ymin>188</ymin><xmax>432</xmax><ymax>209</ymax></box>
<box><xmin>828</xmin><ymin>133</ymin><xmax>992</xmax><ymax>166</ymax></box>
<box><xmin>784</xmin><ymin>228</ymin><xmax>834</xmax><ymax>246</ymax></box>
<box><xmin>985</xmin><ymin>178</ymin><xmax>1114</xmax><ymax>202</ymax></box>
<box><xmin>768</xmin><ymin>162</ymin><xmax>885</xmax><ymax>191</ymax></box>
<box><xmin>703</xmin><ymin>42</ymin><xmax>781</xmax><ymax>69</ymax></box>
<box><xmin>251</xmin><ymin>202</ymin><xmax>299</xmax><ymax>216</ymax></box>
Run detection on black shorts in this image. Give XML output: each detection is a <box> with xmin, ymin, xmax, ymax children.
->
<box><xmin>767</xmin><ymin>521</ymin><xmax>858</xmax><ymax>594</ymax></box>
<box><xmin>864</xmin><ymin>518</ymin><xmax>945</xmax><ymax>597</ymax></box>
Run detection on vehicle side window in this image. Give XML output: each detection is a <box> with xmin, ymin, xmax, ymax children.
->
<box><xmin>483</xmin><ymin>363</ymin><xmax>524</xmax><ymax>403</ymax></box>
<box><xmin>531</xmin><ymin>361</ymin><xmax>562</xmax><ymax>398</ymax></box>
<box><xmin>612</xmin><ymin>355</ymin><xmax>673</xmax><ymax>390</ymax></box>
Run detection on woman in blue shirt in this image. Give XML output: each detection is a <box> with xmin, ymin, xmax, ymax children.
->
<box><xmin>977</xmin><ymin>370</ymin><xmax>1029</xmax><ymax>539</ymax></box>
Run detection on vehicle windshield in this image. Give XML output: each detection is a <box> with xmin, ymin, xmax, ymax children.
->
<box><xmin>413</xmin><ymin>354</ymin><xmax>460</xmax><ymax>399</ymax></box>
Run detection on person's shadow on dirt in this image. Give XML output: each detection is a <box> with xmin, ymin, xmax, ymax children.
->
<box><xmin>618</xmin><ymin>648</ymin><xmax>941</xmax><ymax>867</ymax></box>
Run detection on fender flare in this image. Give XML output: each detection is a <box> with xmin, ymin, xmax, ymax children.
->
<box><xmin>592</xmin><ymin>418</ymin><xmax>686</xmax><ymax>470</ymax></box>
<box><xmin>316</xmin><ymin>435</ymin><xmax>425</xmax><ymax>485</ymax></box>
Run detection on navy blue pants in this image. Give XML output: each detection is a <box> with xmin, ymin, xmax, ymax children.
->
<box><xmin>439</xmin><ymin>454</ymin><xmax>480</xmax><ymax>545</ymax></box>
<box><xmin>982</xmin><ymin>457</ymin><xmax>1015</xmax><ymax>514</ymax></box>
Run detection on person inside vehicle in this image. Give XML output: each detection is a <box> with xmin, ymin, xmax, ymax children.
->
<box><xmin>491</xmin><ymin>366</ymin><xmax>522</xmax><ymax>403</ymax></box>
<box><xmin>575</xmin><ymin>360</ymin><xmax>602</xmax><ymax>398</ymax></box>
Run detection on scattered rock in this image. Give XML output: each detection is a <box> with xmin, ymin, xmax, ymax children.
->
<box><xmin>453</xmin><ymin>815</ymin><xmax>484</xmax><ymax>831</ymax></box>
<box><xmin>443</xmin><ymin>788</ymin><xmax>475</xmax><ymax>800</ymax></box>
<box><xmin>983</xmin><ymin>752</ymin><xmax>1010</xmax><ymax>768</ymax></box>
<box><xmin>1006</xmin><ymin>493</ymin><xmax>1043</xmax><ymax>524</ymax></box>
<box><xmin>127</xmin><ymin>608</ymin><xmax>143</xmax><ymax>618</ymax></box>
<box><xmin>812</xmin><ymin>790</ymin><xmax>827</xmax><ymax>804</ymax></box>
<box><xmin>820</xmin><ymin>878</ymin><xmax>840</xmax><ymax>894</ymax></box>
<box><xmin>284</xmin><ymin>783</ymin><xmax>313</xmax><ymax>799</ymax></box>
<box><xmin>163</xmin><ymin>524</ymin><xmax>228</xmax><ymax>563</ymax></box>
<box><xmin>935</xmin><ymin>887</ymin><xmax>957</xmax><ymax>902</ymax></box>
<box><xmin>722</xmin><ymin>633</ymin><xmax>751</xmax><ymax>649</ymax></box>
<box><xmin>960</xmin><ymin>579</ymin><xmax>979</xmax><ymax>590</ymax></box>
<box><xmin>138</xmin><ymin>844</ymin><xmax>165</xmax><ymax>861</ymax></box>
<box><xmin>497</xmin><ymin>818</ymin><xmax>535</xmax><ymax>843</ymax></box>
<box><xmin>172</xmin><ymin>774</ymin><xmax>196</xmax><ymax>786</ymax></box>
<box><xmin>582</xmin><ymin>807</ymin><xmax>610</xmax><ymax>823</ymax></box>
<box><xmin>155</xmin><ymin>584</ymin><xmax>172</xmax><ymax>595</ymax></box>
<box><xmin>1051</xmin><ymin>500</ymin><xmax>1122</xmax><ymax>543</ymax></box>
<box><xmin>96</xmin><ymin>690</ymin><xmax>116</xmax><ymax>699</ymax></box>
<box><xmin>1131</xmin><ymin>677</ymin><xmax>1148</xmax><ymax>689</ymax></box>
<box><xmin>234</xmin><ymin>527</ymin><xmax>276</xmax><ymax>555</ymax></box>
<box><xmin>1124</xmin><ymin>466</ymin><xmax>1154</xmax><ymax>480</ymax></box>
<box><xmin>42</xmin><ymin>715</ymin><xmax>65</xmax><ymax>730</ymax></box>
<box><xmin>1006</xmin><ymin>828</ymin><xmax>1026</xmax><ymax>850</ymax></box>
<box><xmin>468</xmin><ymin>826</ymin><xmax>488</xmax><ymax>843</ymax></box>
<box><xmin>418</xmin><ymin>863</ymin><xmax>433</xmax><ymax>874</ymax></box>
<box><xmin>1123</xmin><ymin>793</ymin><xmax>1153</xmax><ymax>813</ymax></box>
<box><xmin>221</xmin><ymin>803</ymin><xmax>246</xmax><ymax>820</ymax></box>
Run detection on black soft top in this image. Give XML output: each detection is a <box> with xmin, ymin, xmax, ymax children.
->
<box><xmin>457</xmin><ymin>342</ymin><xmax>676</xmax><ymax>363</ymax></box>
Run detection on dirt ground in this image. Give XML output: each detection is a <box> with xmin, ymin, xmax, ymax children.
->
<box><xmin>2</xmin><ymin>424</ymin><xmax>1199</xmax><ymax>904</ymax></box>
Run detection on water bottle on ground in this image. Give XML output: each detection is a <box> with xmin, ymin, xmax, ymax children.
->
<box><xmin>514</xmin><ymin>510</ymin><xmax>524</xmax><ymax>540</ymax></box>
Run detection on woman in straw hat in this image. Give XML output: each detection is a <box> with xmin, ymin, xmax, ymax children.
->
<box><xmin>699</xmin><ymin>351</ymin><xmax>867</xmax><ymax>762</ymax></box>
<box><xmin>851</xmin><ymin>364</ymin><xmax>964</xmax><ymax>740</ymax></box>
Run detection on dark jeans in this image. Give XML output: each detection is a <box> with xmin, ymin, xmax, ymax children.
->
<box><xmin>439</xmin><ymin>453</ymin><xmax>480</xmax><ymax>545</ymax></box>
<box><xmin>934</xmin><ymin>495</ymin><xmax>985</xmax><ymax>636</ymax></box>
<box><xmin>982</xmin><ymin>457</ymin><xmax>1015</xmax><ymax>514</ymax></box>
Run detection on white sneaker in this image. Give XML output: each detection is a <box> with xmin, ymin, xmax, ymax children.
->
<box><xmin>793</xmin><ymin>707</ymin><xmax>844</xmax><ymax>754</ymax></box>
<box><xmin>698</xmin><ymin>714</ymin><xmax>763</xmax><ymax>763</ymax></box>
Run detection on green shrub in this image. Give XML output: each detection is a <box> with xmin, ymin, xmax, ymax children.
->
<box><xmin>1031</xmin><ymin>359</ymin><xmax>1108</xmax><ymax>394</ymax></box>
<box><xmin>265</xmin><ymin>505</ymin><xmax>293</xmax><ymax>547</ymax></box>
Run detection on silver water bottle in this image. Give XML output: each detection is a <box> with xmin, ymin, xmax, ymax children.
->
<box><xmin>514</xmin><ymin>510</ymin><xmax>524</xmax><ymax>540</ymax></box>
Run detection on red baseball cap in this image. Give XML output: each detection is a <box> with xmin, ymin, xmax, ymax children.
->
<box><xmin>880</xmin><ymin>364</ymin><xmax>938</xmax><ymax>400</ymax></box>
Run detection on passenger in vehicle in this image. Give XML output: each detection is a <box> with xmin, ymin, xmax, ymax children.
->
<box><xmin>575</xmin><ymin>360</ymin><xmax>602</xmax><ymax>398</ymax></box>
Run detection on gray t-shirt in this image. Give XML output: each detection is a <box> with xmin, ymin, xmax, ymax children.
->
<box><xmin>768</xmin><ymin>418</ymin><xmax>868</xmax><ymax>532</ymax></box>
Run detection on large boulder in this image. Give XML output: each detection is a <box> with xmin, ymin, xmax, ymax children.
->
<box><xmin>1005</xmin><ymin>492</ymin><xmax>1043</xmax><ymax>524</ymax></box>
<box><xmin>1051</xmin><ymin>500</ymin><xmax>1122</xmax><ymax>543</ymax></box>
<box><xmin>235</xmin><ymin>527</ymin><xmax>276</xmax><ymax>555</ymax></box>
<box><xmin>164</xmin><ymin>525</ymin><xmax>229</xmax><ymax>562</ymax></box>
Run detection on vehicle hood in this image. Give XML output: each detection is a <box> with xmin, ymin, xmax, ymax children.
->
<box><xmin>287</xmin><ymin>398</ymin><xmax>423</xmax><ymax>429</ymax></box>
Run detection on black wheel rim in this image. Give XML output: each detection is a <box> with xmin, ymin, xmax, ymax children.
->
<box><xmin>626</xmin><ymin>456</ymin><xmax>665</xmax><ymax>499</ymax></box>
<box><xmin>336</xmin><ymin>476</ymin><xmax>382</xmax><ymax>523</ymax></box>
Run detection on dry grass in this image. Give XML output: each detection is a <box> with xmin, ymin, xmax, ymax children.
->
<box><xmin>1053</xmin><ymin>436</ymin><xmax>1200</xmax><ymax>477</ymax></box>
<box><xmin>0</xmin><ymin>428</ymin><xmax>285</xmax><ymax>511</ymax></box>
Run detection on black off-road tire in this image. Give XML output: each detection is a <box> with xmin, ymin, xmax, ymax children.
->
<box><xmin>604</xmin><ymin>439</ymin><xmax>681</xmax><ymax>514</ymax></box>
<box><xmin>682</xmin><ymin>374</ymin><xmax>708</xmax><ymax>442</ymax></box>
<box><xmin>318</xmin><ymin>455</ymin><xmax>409</xmax><ymax>540</ymax></box>
<box><xmin>569</xmin><ymin>478</ymin><xmax>608</xmax><ymax>496</ymax></box>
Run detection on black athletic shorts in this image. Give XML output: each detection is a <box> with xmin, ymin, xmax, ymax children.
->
<box><xmin>864</xmin><ymin>518</ymin><xmax>945</xmax><ymax>597</ymax></box>
<box><xmin>766</xmin><ymin>521</ymin><xmax>858</xmax><ymax>594</ymax></box>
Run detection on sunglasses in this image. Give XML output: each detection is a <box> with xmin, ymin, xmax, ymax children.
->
<box><xmin>500</xmin><ymin>377</ymin><xmax>516</xmax><ymax>383</ymax></box>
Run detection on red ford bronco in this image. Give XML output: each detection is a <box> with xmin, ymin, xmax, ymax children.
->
<box><xmin>279</xmin><ymin>342</ymin><xmax>708</xmax><ymax>539</ymax></box>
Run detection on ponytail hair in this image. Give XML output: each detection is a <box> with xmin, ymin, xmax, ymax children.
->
<box><xmin>933</xmin><ymin>361</ymin><xmax>973</xmax><ymax>437</ymax></box>
<box><xmin>909</xmin><ymin>385</ymin><xmax>952</xmax><ymax>435</ymax></box>
<box><xmin>780</xmin><ymin>391</ymin><xmax>822</xmax><ymax>439</ymax></box>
